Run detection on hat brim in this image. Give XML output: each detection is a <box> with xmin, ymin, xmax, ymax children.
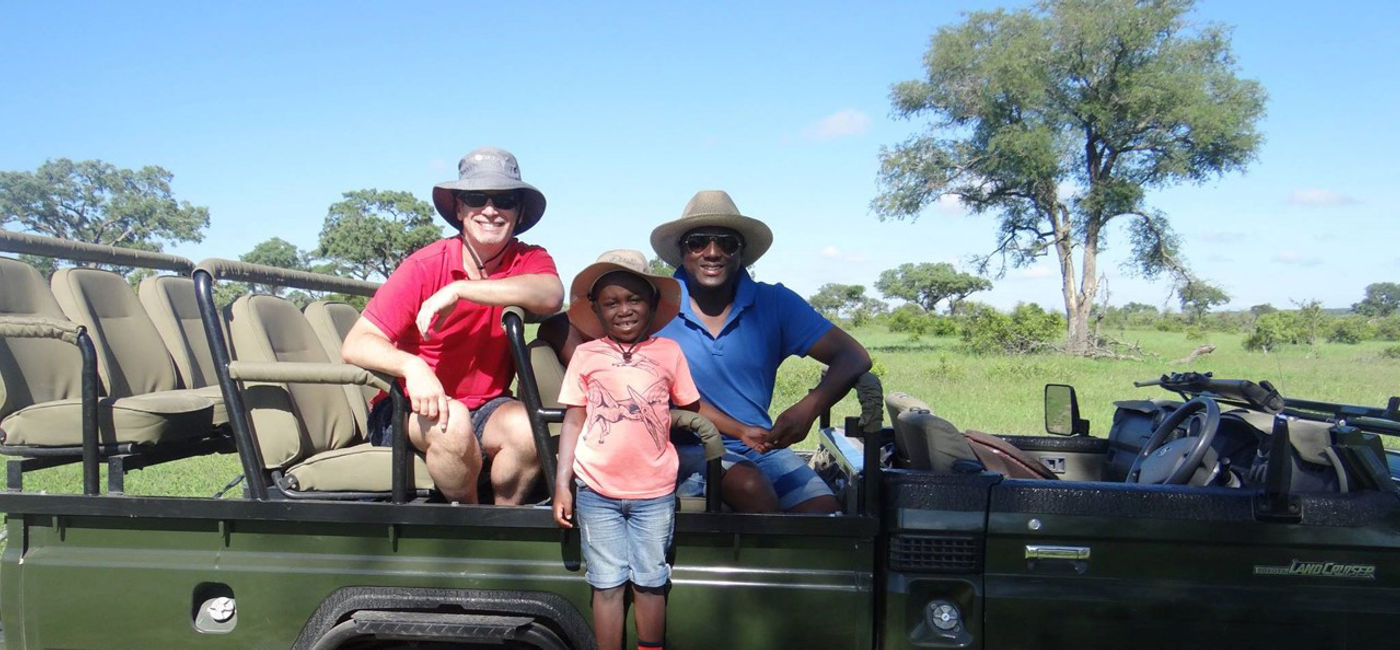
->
<box><xmin>649</xmin><ymin>213</ymin><xmax>773</xmax><ymax>268</ymax></box>
<box><xmin>432</xmin><ymin>178</ymin><xmax>546</xmax><ymax>234</ymax></box>
<box><xmin>566</xmin><ymin>263</ymin><xmax>682</xmax><ymax>341</ymax></box>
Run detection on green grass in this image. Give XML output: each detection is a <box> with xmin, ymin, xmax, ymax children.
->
<box><xmin>783</xmin><ymin>326</ymin><xmax>1400</xmax><ymax>450</ymax></box>
<box><xmin>11</xmin><ymin>327</ymin><xmax>1400</xmax><ymax>497</ymax></box>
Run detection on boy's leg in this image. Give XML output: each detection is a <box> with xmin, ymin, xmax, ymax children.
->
<box><xmin>576</xmin><ymin>485</ymin><xmax>630</xmax><ymax>648</ymax></box>
<box><xmin>631</xmin><ymin>585</ymin><xmax>666</xmax><ymax>648</ymax></box>
<box><xmin>591</xmin><ymin>586</ymin><xmax>626</xmax><ymax>650</ymax></box>
<box><xmin>626</xmin><ymin>492</ymin><xmax>675</xmax><ymax>648</ymax></box>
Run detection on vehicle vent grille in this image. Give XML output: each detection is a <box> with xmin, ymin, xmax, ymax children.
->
<box><xmin>889</xmin><ymin>534</ymin><xmax>981</xmax><ymax>573</ymax></box>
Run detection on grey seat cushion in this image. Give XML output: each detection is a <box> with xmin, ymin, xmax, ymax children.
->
<box><xmin>285</xmin><ymin>443</ymin><xmax>434</xmax><ymax>492</ymax></box>
<box><xmin>1</xmin><ymin>391</ymin><xmax>214</xmax><ymax>448</ymax></box>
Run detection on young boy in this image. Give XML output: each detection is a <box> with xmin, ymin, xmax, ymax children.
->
<box><xmin>553</xmin><ymin>250</ymin><xmax>698</xmax><ymax>650</ymax></box>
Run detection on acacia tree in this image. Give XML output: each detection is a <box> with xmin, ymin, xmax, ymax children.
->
<box><xmin>1178</xmin><ymin>278</ymin><xmax>1229</xmax><ymax>323</ymax></box>
<box><xmin>875</xmin><ymin>262</ymin><xmax>991</xmax><ymax>314</ymax></box>
<box><xmin>317</xmin><ymin>189</ymin><xmax>442</xmax><ymax>281</ymax></box>
<box><xmin>810</xmin><ymin>283</ymin><xmax>887</xmax><ymax>323</ymax></box>
<box><xmin>873</xmin><ymin>0</ymin><xmax>1266</xmax><ymax>353</ymax></box>
<box><xmin>0</xmin><ymin>158</ymin><xmax>209</xmax><ymax>253</ymax></box>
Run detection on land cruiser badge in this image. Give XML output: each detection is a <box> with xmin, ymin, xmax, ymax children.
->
<box><xmin>1254</xmin><ymin>560</ymin><xmax>1376</xmax><ymax>580</ymax></box>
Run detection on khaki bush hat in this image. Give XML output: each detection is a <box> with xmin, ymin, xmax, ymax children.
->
<box><xmin>649</xmin><ymin>190</ymin><xmax>773</xmax><ymax>268</ymax></box>
<box><xmin>567</xmin><ymin>249</ymin><xmax>682</xmax><ymax>341</ymax></box>
<box><xmin>431</xmin><ymin>147</ymin><xmax>547</xmax><ymax>233</ymax></box>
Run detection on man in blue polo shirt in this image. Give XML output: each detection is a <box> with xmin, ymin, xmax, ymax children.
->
<box><xmin>651</xmin><ymin>190</ymin><xmax>873</xmax><ymax>513</ymax></box>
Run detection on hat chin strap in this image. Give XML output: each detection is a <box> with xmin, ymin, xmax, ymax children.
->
<box><xmin>603</xmin><ymin>312</ymin><xmax>655</xmax><ymax>362</ymax></box>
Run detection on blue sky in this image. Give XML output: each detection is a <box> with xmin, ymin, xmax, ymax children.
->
<box><xmin>3</xmin><ymin>1</ymin><xmax>1396</xmax><ymax>312</ymax></box>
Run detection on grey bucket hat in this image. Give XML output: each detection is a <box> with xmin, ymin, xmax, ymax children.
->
<box><xmin>650</xmin><ymin>190</ymin><xmax>773</xmax><ymax>268</ymax></box>
<box><xmin>432</xmin><ymin>147</ymin><xmax>547</xmax><ymax>234</ymax></box>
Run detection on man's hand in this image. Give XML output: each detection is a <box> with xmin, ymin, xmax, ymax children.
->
<box><xmin>738</xmin><ymin>425</ymin><xmax>775</xmax><ymax>454</ymax></box>
<box><xmin>769</xmin><ymin>399</ymin><xmax>821</xmax><ymax>449</ymax></box>
<box><xmin>403</xmin><ymin>359</ymin><xmax>451</xmax><ymax>424</ymax></box>
<box><xmin>416</xmin><ymin>282</ymin><xmax>466</xmax><ymax>339</ymax></box>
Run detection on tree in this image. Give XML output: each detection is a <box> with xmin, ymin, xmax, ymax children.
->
<box><xmin>1178</xmin><ymin>279</ymin><xmax>1229</xmax><ymax>323</ymax></box>
<box><xmin>875</xmin><ymin>262</ymin><xmax>992</xmax><ymax>314</ymax></box>
<box><xmin>648</xmin><ymin>257</ymin><xmax>674</xmax><ymax>277</ymax></box>
<box><xmin>215</xmin><ymin>237</ymin><xmax>315</xmax><ymax>306</ymax></box>
<box><xmin>0</xmin><ymin>158</ymin><xmax>209</xmax><ymax>252</ymax></box>
<box><xmin>809</xmin><ymin>284</ymin><xmax>886</xmax><ymax>323</ymax></box>
<box><xmin>1353</xmin><ymin>282</ymin><xmax>1400</xmax><ymax>318</ymax></box>
<box><xmin>243</xmin><ymin>237</ymin><xmax>310</xmax><ymax>272</ymax></box>
<box><xmin>873</xmin><ymin>0</ymin><xmax>1266</xmax><ymax>353</ymax></box>
<box><xmin>317</xmin><ymin>189</ymin><xmax>442</xmax><ymax>281</ymax></box>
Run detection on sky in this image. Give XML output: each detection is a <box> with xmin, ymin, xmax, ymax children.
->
<box><xmin>3</xmin><ymin>1</ymin><xmax>1397</xmax><ymax>313</ymax></box>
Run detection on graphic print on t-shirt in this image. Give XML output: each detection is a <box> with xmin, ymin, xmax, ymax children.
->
<box><xmin>584</xmin><ymin>378</ymin><xmax>670</xmax><ymax>451</ymax></box>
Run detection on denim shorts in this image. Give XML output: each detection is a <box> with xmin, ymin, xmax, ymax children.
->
<box><xmin>575</xmin><ymin>482</ymin><xmax>675</xmax><ymax>590</ymax></box>
<box><xmin>675</xmin><ymin>439</ymin><xmax>834</xmax><ymax>511</ymax></box>
<box><xmin>366</xmin><ymin>395</ymin><xmax>515</xmax><ymax>456</ymax></box>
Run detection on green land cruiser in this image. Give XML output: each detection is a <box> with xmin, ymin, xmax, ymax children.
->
<box><xmin>0</xmin><ymin>229</ymin><xmax>1397</xmax><ymax>649</ymax></box>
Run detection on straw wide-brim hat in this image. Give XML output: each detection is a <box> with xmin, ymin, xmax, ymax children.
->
<box><xmin>649</xmin><ymin>190</ymin><xmax>773</xmax><ymax>268</ymax></box>
<box><xmin>567</xmin><ymin>249</ymin><xmax>682</xmax><ymax>341</ymax></box>
<box><xmin>431</xmin><ymin>146</ymin><xmax>547</xmax><ymax>234</ymax></box>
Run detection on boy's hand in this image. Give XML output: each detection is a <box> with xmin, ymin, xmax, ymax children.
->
<box><xmin>553</xmin><ymin>486</ymin><xmax>574</xmax><ymax>528</ymax></box>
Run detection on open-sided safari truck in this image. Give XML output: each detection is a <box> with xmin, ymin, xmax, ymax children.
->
<box><xmin>1</xmin><ymin>228</ymin><xmax>1399</xmax><ymax>649</ymax></box>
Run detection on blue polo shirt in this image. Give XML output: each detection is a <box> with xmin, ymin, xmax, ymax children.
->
<box><xmin>656</xmin><ymin>268</ymin><xmax>833</xmax><ymax>429</ymax></box>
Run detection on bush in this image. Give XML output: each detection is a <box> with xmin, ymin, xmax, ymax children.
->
<box><xmin>1382</xmin><ymin>345</ymin><xmax>1400</xmax><ymax>360</ymax></box>
<box><xmin>1327</xmin><ymin>316</ymin><xmax>1372</xmax><ymax>344</ymax></box>
<box><xmin>1373</xmin><ymin>316</ymin><xmax>1400</xmax><ymax>342</ymax></box>
<box><xmin>1153</xmin><ymin>315</ymin><xmax>1187</xmax><ymax>332</ymax></box>
<box><xmin>886</xmin><ymin>304</ymin><xmax>955</xmax><ymax>337</ymax></box>
<box><xmin>959</xmin><ymin>303</ymin><xmax>1064</xmax><ymax>354</ymax></box>
<box><xmin>1243</xmin><ymin>311</ymin><xmax>1308</xmax><ymax>352</ymax></box>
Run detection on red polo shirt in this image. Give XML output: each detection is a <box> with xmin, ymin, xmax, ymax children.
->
<box><xmin>362</xmin><ymin>237</ymin><xmax>558</xmax><ymax>409</ymax></box>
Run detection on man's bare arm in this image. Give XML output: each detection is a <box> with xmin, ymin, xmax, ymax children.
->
<box><xmin>770</xmin><ymin>326</ymin><xmax>872</xmax><ymax>448</ymax></box>
<box><xmin>341</xmin><ymin>317</ymin><xmax>451</xmax><ymax>422</ymax></box>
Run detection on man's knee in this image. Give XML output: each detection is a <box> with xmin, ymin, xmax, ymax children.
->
<box><xmin>721</xmin><ymin>462</ymin><xmax>779</xmax><ymax>513</ymax></box>
<box><xmin>487</xmin><ymin>403</ymin><xmax>538</xmax><ymax>454</ymax></box>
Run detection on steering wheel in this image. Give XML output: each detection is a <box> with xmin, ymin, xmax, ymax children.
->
<box><xmin>1126</xmin><ymin>397</ymin><xmax>1221</xmax><ymax>485</ymax></box>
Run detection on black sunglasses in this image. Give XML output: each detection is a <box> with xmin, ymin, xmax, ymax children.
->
<box><xmin>680</xmin><ymin>233</ymin><xmax>744</xmax><ymax>255</ymax></box>
<box><xmin>457</xmin><ymin>190</ymin><xmax>520</xmax><ymax>210</ymax></box>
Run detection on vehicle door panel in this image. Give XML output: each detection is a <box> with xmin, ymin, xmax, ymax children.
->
<box><xmin>983</xmin><ymin>480</ymin><xmax>1400</xmax><ymax>649</ymax></box>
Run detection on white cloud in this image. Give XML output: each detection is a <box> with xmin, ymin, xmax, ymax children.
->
<box><xmin>932</xmin><ymin>194</ymin><xmax>966</xmax><ymax>214</ymax></box>
<box><xmin>428</xmin><ymin>157</ymin><xmax>450</xmax><ymax>171</ymax></box>
<box><xmin>802</xmin><ymin>109</ymin><xmax>870</xmax><ymax>141</ymax></box>
<box><xmin>1272</xmin><ymin>250</ymin><xmax>1322</xmax><ymax>267</ymax></box>
<box><xmin>820</xmin><ymin>245</ymin><xmax>866</xmax><ymax>263</ymax></box>
<box><xmin>1287</xmin><ymin>188</ymin><xmax>1357</xmax><ymax>206</ymax></box>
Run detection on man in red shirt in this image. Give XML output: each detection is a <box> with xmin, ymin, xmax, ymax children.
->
<box><xmin>342</xmin><ymin>147</ymin><xmax>564</xmax><ymax>504</ymax></box>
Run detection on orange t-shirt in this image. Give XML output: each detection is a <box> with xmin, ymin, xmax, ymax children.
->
<box><xmin>558</xmin><ymin>337</ymin><xmax>700</xmax><ymax>499</ymax></box>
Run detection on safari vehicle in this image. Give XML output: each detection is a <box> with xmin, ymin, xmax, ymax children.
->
<box><xmin>1</xmin><ymin>228</ymin><xmax>1398</xmax><ymax>649</ymax></box>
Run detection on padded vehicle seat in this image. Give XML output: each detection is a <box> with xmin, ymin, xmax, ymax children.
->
<box><xmin>139</xmin><ymin>275</ymin><xmax>224</xmax><ymax>393</ymax></box>
<box><xmin>227</xmin><ymin>293</ymin><xmax>432</xmax><ymax>494</ymax></box>
<box><xmin>303</xmin><ymin>300</ymin><xmax>374</xmax><ymax>435</ymax></box>
<box><xmin>52</xmin><ymin>268</ymin><xmax>228</xmax><ymax>426</ymax></box>
<box><xmin>0</xmin><ymin>258</ymin><xmax>213</xmax><ymax>449</ymax></box>
<box><xmin>884</xmin><ymin>391</ymin><xmax>1056</xmax><ymax>479</ymax></box>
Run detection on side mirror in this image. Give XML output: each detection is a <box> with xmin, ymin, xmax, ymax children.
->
<box><xmin>1044</xmin><ymin>384</ymin><xmax>1089</xmax><ymax>436</ymax></box>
